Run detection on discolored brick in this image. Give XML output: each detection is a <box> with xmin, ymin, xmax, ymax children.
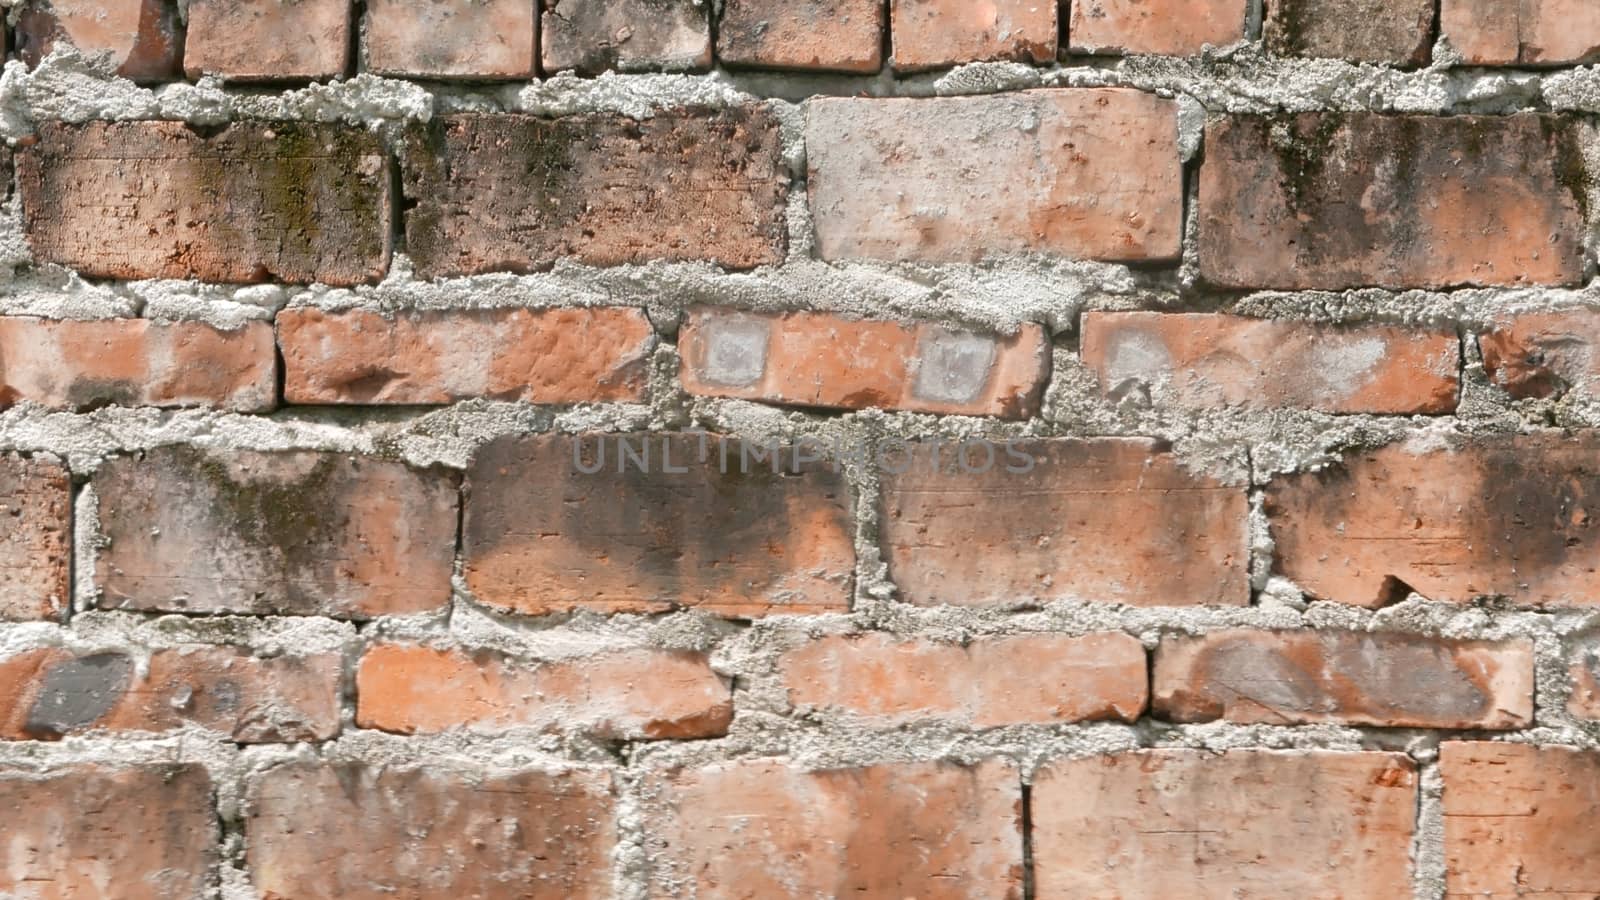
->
<box><xmin>541</xmin><ymin>0</ymin><xmax>710</xmax><ymax>74</ymax></box>
<box><xmin>808</xmin><ymin>90</ymin><xmax>1181</xmax><ymax>264</ymax></box>
<box><xmin>890</xmin><ymin>0</ymin><xmax>1057</xmax><ymax>71</ymax></box>
<box><xmin>643</xmin><ymin>758</ymin><xmax>1023</xmax><ymax>897</ymax></box>
<box><xmin>19</xmin><ymin>121</ymin><xmax>390</xmax><ymax>285</ymax></box>
<box><xmin>1033</xmin><ymin>750</ymin><xmax>1416</xmax><ymax>897</ymax></box>
<box><xmin>1479</xmin><ymin>309</ymin><xmax>1600</xmax><ymax>400</ymax></box>
<box><xmin>355</xmin><ymin>643</ymin><xmax>731</xmax><ymax>739</ymax></box>
<box><xmin>1568</xmin><ymin>635</ymin><xmax>1600</xmax><ymax>718</ymax></box>
<box><xmin>679</xmin><ymin>308</ymin><xmax>1050</xmax><ymax>418</ymax></box>
<box><xmin>278</xmin><ymin>306</ymin><xmax>655</xmax><ymax>405</ymax></box>
<box><xmin>249</xmin><ymin>762</ymin><xmax>615</xmax><ymax>900</ymax></box>
<box><xmin>1443</xmin><ymin>0</ymin><xmax>1600</xmax><ymax>66</ymax></box>
<box><xmin>92</xmin><ymin>447</ymin><xmax>458</xmax><ymax>619</ymax></box>
<box><xmin>718</xmin><ymin>0</ymin><xmax>884</xmax><ymax>73</ymax></box>
<box><xmin>363</xmin><ymin>0</ymin><xmax>535</xmax><ymax>78</ymax></box>
<box><xmin>15</xmin><ymin>0</ymin><xmax>183</xmax><ymax>82</ymax></box>
<box><xmin>463</xmin><ymin>433</ymin><xmax>855</xmax><ymax>617</ymax></box>
<box><xmin>184</xmin><ymin>0</ymin><xmax>350</xmax><ymax>80</ymax></box>
<box><xmin>1200</xmin><ymin>113</ymin><xmax>1587</xmax><ymax>290</ymax></box>
<box><xmin>1069</xmin><ymin>0</ymin><xmax>1248</xmax><ymax>56</ymax></box>
<box><xmin>0</xmin><ymin>454</ymin><xmax>70</xmax><ymax>622</ymax></box>
<box><xmin>401</xmin><ymin>111</ymin><xmax>786</xmax><ymax>278</ymax></box>
<box><xmin>1264</xmin><ymin>0</ymin><xmax>1434</xmax><ymax>65</ymax></box>
<box><xmin>880</xmin><ymin>438</ymin><xmax>1249</xmax><ymax>607</ymax></box>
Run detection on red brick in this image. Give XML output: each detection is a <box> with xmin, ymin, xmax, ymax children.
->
<box><xmin>249</xmin><ymin>762</ymin><xmax>615</xmax><ymax>900</ymax></box>
<box><xmin>355</xmin><ymin>643</ymin><xmax>731</xmax><ymax>739</ymax></box>
<box><xmin>643</xmin><ymin>758</ymin><xmax>1022</xmax><ymax>896</ymax></box>
<box><xmin>1441</xmin><ymin>742</ymin><xmax>1600</xmax><ymax>895</ymax></box>
<box><xmin>679</xmin><ymin>308</ymin><xmax>1050</xmax><ymax>418</ymax></box>
<box><xmin>0</xmin><ymin>317</ymin><xmax>275</xmax><ymax>412</ymax></box>
<box><xmin>184</xmin><ymin>0</ymin><xmax>350</xmax><ymax>80</ymax></box>
<box><xmin>541</xmin><ymin>0</ymin><xmax>711</xmax><ymax>74</ymax></box>
<box><xmin>890</xmin><ymin>0</ymin><xmax>1057</xmax><ymax>71</ymax></box>
<box><xmin>1080</xmin><ymin>312</ymin><xmax>1460</xmax><ymax>414</ymax></box>
<box><xmin>463</xmin><ymin>433</ymin><xmax>854</xmax><ymax>617</ymax></box>
<box><xmin>1569</xmin><ymin>636</ymin><xmax>1600</xmax><ymax>718</ymax></box>
<box><xmin>779</xmin><ymin>631</ymin><xmax>1147</xmax><ymax>727</ymax></box>
<box><xmin>20</xmin><ymin>121</ymin><xmax>390</xmax><ymax>286</ymax></box>
<box><xmin>718</xmin><ymin>0</ymin><xmax>883</xmax><ymax>73</ymax></box>
<box><xmin>1479</xmin><ymin>310</ymin><xmax>1600</xmax><ymax>400</ymax></box>
<box><xmin>0</xmin><ymin>764</ymin><xmax>215</xmax><ymax>899</ymax></box>
<box><xmin>1034</xmin><ymin>750</ymin><xmax>1416</xmax><ymax>897</ymax></box>
<box><xmin>1267</xmin><ymin>433</ymin><xmax>1600</xmax><ymax>608</ymax></box>
<box><xmin>1153</xmin><ymin>629</ymin><xmax>1534</xmax><ymax>729</ymax></box>
<box><xmin>0</xmin><ymin>454</ymin><xmax>70</xmax><ymax>622</ymax></box>
<box><xmin>880</xmin><ymin>438</ymin><xmax>1249</xmax><ymax>607</ymax></box>
<box><xmin>402</xmin><ymin>111</ymin><xmax>786</xmax><ymax>278</ymax></box>
<box><xmin>1443</xmin><ymin>0</ymin><xmax>1600</xmax><ymax>66</ymax></box>
<box><xmin>1264</xmin><ymin>0</ymin><xmax>1434</xmax><ymax>65</ymax></box>
<box><xmin>363</xmin><ymin>0</ymin><xmax>535</xmax><ymax>78</ymax></box>
<box><xmin>92</xmin><ymin>447</ymin><xmax>458</xmax><ymax>619</ymax></box>
<box><xmin>1069</xmin><ymin>0</ymin><xmax>1248</xmax><ymax>56</ymax></box>
<box><xmin>0</xmin><ymin>646</ymin><xmax>341</xmax><ymax>742</ymax></box>
<box><xmin>808</xmin><ymin>89</ymin><xmax>1181</xmax><ymax>264</ymax></box>
<box><xmin>278</xmin><ymin>306</ymin><xmax>655</xmax><ymax>405</ymax></box>
<box><xmin>1200</xmin><ymin>114</ymin><xmax>1587</xmax><ymax>290</ymax></box>
<box><xmin>15</xmin><ymin>0</ymin><xmax>182</xmax><ymax>81</ymax></box>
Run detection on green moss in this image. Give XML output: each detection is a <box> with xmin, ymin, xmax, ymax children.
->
<box><xmin>187</xmin><ymin>447</ymin><xmax>340</xmax><ymax>551</ymax></box>
<box><xmin>1266</xmin><ymin>112</ymin><xmax>1347</xmax><ymax>210</ymax></box>
<box><xmin>1546</xmin><ymin>117</ymin><xmax>1591</xmax><ymax>220</ymax></box>
<box><xmin>1268</xmin><ymin>0</ymin><xmax>1310</xmax><ymax>55</ymax></box>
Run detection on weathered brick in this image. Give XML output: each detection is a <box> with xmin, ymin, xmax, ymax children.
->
<box><xmin>402</xmin><ymin>111</ymin><xmax>786</xmax><ymax>278</ymax></box>
<box><xmin>809</xmin><ymin>89</ymin><xmax>1181</xmax><ymax>263</ymax></box>
<box><xmin>1034</xmin><ymin>750</ymin><xmax>1416</xmax><ymax>897</ymax></box>
<box><xmin>880</xmin><ymin>438</ymin><xmax>1248</xmax><ymax>607</ymax></box>
<box><xmin>679</xmin><ymin>308</ymin><xmax>1050</xmax><ymax>418</ymax></box>
<box><xmin>1442</xmin><ymin>0</ymin><xmax>1600</xmax><ymax>66</ymax></box>
<box><xmin>1069</xmin><ymin>0</ymin><xmax>1247</xmax><ymax>56</ymax></box>
<box><xmin>1267</xmin><ymin>433</ymin><xmax>1600</xmax><ymax>608</ymax></box>
<box><xmin>1480</xmin><ymin>310</ymin><xmax>1600</xmax><ymax>400</ymax></box>
<box><xmin>363</xmin><ymin>0</ymin><xmax>535</xmax><ymax>78</ymax></box>
<box><xmin>1080</xmin><ymin>312</ymin><xmax>1460</xmax><ymax>414</ymax></box>
<box><xmin>463</xmin><ymin>433</ymin><xmax>854</xmax><ymax>617</ymax></box>
<box><xmin>0</xmin><ymin>646</ymin><xmax>341</xmax><ymax>742</ymax></box>
<box><xmin>93</xmin><ymin>447</ymin><xmax>458</xmax><ymax>619</ymax></box>
<box><xmin>1200</xmin><ymin>113</ymin><xmax>1587</xmax><ymax>290</ymax></box>
<box><xmin>1442</xmin><ymin>742</ymin><xmax>1600</xmax><ymax>895</ymax></box>
<box><xmin>355</xmin><ymin>643</ymin><xmax>731</xmax><ymax>739</ymax></box>
<box><xmin>0</xmin><ymin>317</ymin><xmax>275</xmax><ymax>411</ymax></box>
<box><xmin>15</xmin><ymin>0</ymin><xmax>182</xmax><ymax>81</ymax></box>
<box><xmin>643</xmin><ymin>758</ymin><xmax>1022</xmax><ymax>896</ymax></box>
<box><xmin>1265</xmin><ymin>0</ymin><xmax>1434</xmax><ymax>65</ymax></box>
<box><xmin>1568</xmin><ymin>635</ymin><xmax>1600</xmax><ymax>718</ymax></box>
<box><xmin>184</xmin><ymin>0</ymin><xmax>350</xmax><ymax>80</ymax></box>
<box><xmin>718</xmin><ymin>0</ymin><xmax>883</xmax><ymax>73</ymax></box>
<box><xmin>278</xmin><ymin>306</ymin><xmax>655</xmax><ymax>405</ymax></box>
<box><xmin>20</xmin><ymin>121</ymin><xmax>390</xmax><ymax>285</ymax></box>
<box><xmin>890</xmin><ymin>0</ymin><xmax>1057</xmax><ymax>71</ymax></box>
<box><xmin>1153</xmin><ymin>629</ymin><xmax>1534</xmax><ymax>729</ymax></box>
<box><xmin>0</xmin><ymin>454</ymin><xmax>70</xmax><ymax>622</ymax></box>
<box><xmin>0</xmin><ymin>764</ymin><xmax>215</xmax><ymax>900</ymax></box>
<box><xmin>541</xmin><ymin>0</ymin><xmax>710</xmax><ymax>74</ymax></box>
<box><xmin>249</xmin><ymin>763</ymin><xmax>615</xmax><ymax>900</ymax></box>
<box><xmin>780</xmin><ymin>632</ymin><xmax>1147</xmax><ymax>727</ymax></box>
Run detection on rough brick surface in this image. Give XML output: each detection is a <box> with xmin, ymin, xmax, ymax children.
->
<box><xmin>463</xmin><ymin>433</ymin><xmax>854</xmax><ymax>617</ymax></box>
<box><xmin>0</xmin><ymin>454</ymin><xmax>70</xmax><ymax>622</ymax></box>
<box><xmin>890</xmin><ymin>0</ymin><xmax>1057</xmax><ymax>71</ymax></box>
<box><xmin>278</xmin><ymin>306</ymin><xmax>655</xmax><ymax>405</ymax></box>
<box><xmin>0</xmin><ymin>764</ymin><xmax>215</xmax><ymax>900</ymax></box>
<box><xmin>1443</xmin><ymin>0</ymin><xmax>1600</xmax><ymax>66</ymax></box>
<box><xmin>1569</xmin><ymin>638</ymin><xmax>1600</xmax><ymax>718</ymax></box>
<box><xmin>1153</xmin><ymin>630</ymin><xmax>1534</xmax><ymax>728</ymax></box>
<box><xmin>356</xmin><ymin>643</ymin><xmax>732</xmax><ymax>739</ymax></box>
<box><xmin>1267</xmin><ymin>433</ymin><xmax>1600</xmax><ymax>608</ymax></box>
<box><xmin>1265</xmin><ymin>0</ymin><xmax>1434</xmax><ymax>65</ymax></box>
<box><xmin>0</xmin><ymin>646</ymin><xmax>341</xmax><ymax>741</ymax></box>
<box><xmin>1199</xmin><ymin>113</ymin><xmax>1587</xmax><ymax>290</ymax></box>
<box><xmin>718</xmin><ymin>0</ymin><xmax>883</xmax><ymax>72</ymax></box>
<box><xmin>363</xmin><ymin>0</ymin><xmax>535</xmax><ymax>79</ymax></box>
<box><xmin>541</xmin><ymin>0</ymin><xmax>711</xmax><ymax>74</ymax></box>
<box><xmin>1480</xmin><ymin>310</ymin><xmax>1600</xmax><ymax>400</ymax></box>
<box><xmin>880</xmin><ymin>438</ymin><xmax>1249</xmax><ymax>607</ymax></box>
<box><xmin>1033</xmin><ymin>750</ymin><xmax>1417</xmax><ymax>897</ymax></box>
<box><xmin>184</xmin><ymin>0</ymin><xmax>350</xmax><ymax>80</ymax></box>
<box><xmin>679</xmin><ymin>308</ymin><xmax>1050</xmax><ymax>418</ymax></box>
<box><xmin>780</xmin><ymin>632</ymin><xmax>1147</xmax><ymax>727</ymax></box>
<box><xmin>402</xmin><ymin>111</ymin><xmax>786</xmax><ymax>278</ymax></box>
<box><xmin>15</xmin><ymin>0</ymin><xmax>183</xmax><ymax>81</ymax></box>
<box><xmin>1069</xmin><ymin>0</ymin><xmax>1247</xmax><ymax>56</ymax></box>
<box><xmin>20</xmin><ymin>121</ymin><xmax>390</xmax><ymax>285</ymax></box>
<box><xmin>643</xmin><ymin>758</ymin><xmax>1023</xmax><ymax>896</ymax></box>
<box><xmin>1081</xmin><ymin>312</ymin><xmax>1460</xmax><ymax>413</ymax></box>
<box><xmin>249</xmin><ymin>763</ymin><xmax>616</xmax><ymax>900</ymax></box>
<box><xmin>92</xmin><ymin>447</ymin><xmax>458</xmax><ymax>619</ymax></box>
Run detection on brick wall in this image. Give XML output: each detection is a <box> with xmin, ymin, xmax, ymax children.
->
<box><xmin>2</xmin><ymin>1</ymin><xmax>1600</xmax><ymax>897</ymax></box>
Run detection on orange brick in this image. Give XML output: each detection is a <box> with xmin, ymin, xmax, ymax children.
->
<box><xmin>541</xmin><ymin>0</ymin><xmax>711</xmax><ymax>74</ymax></box>
<box><xmin>1033</xmin><ymin>750</ymin><xmax>1417</xmax><ymax>897</ymax></box>
<box><xmin>15</xmin><ymin>0</ymin><xmax>182</xmax><ymax>81</ymax></box>
<box><xmin>278</xmin><ymin>307</ymin><xmax>655</xmax><ymax>405</ymax></box>
<box><xmin>1443</xmin><ymin>0</ymin><xmax>1600</xmax><ymax>65</ymax></box>
<box><xmin>718</xmin><ymin>0</ymin><xmax>884</xmax><ymax>73</ymax></box>
<box><xmin>363</xmin><ymin>0</ymin><xmax>535</xmax><ymax>78</ymax></box>
<box><xmin>1480</xmin><ymin>310</ymin><xmax>1600</xmax><ymax>400</ymax></box>
<box><xmin>184</xmin><ymin>0</ymin><xmax>350</xmax><ymax>80</ymax></box>
<box><xmin>890</xmin><ymin>0</ymin><xmax>1057</xmax><ymax>71</ymax></box>
<box><xmin>0</xmin><ymin>454</ymin><xmax>70</xmax><ymax>622</ymax></box>
<box><xmin>679</xmin><ymin>308</ymin><xmax>1050</xmax><ymax>418</ymax></box>
<box><xmin>1069</xmin><ymin>0</ymin><xmax>1247</xmax><ymax>56</ymax></box>
<box><xmin>643</xmin><ymin>758</ymin><xmax>1022</xmax><ymax>896</ymax></box>
<box><xmin>1264</xmin><ymin>0</ymin><xmax>1434</xmax><ymax>65</ymax></box>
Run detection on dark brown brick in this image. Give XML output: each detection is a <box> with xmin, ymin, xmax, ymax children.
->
<box><xmin>15</xmin><ymin>0</ymin><xmax>183</xmax><ymax>82</ymax></box>
<box><xmin>541</xmin><ymin>0</ymin><xmax>711</xmax><ymax>74</ymax></box>
<box><xmin>0</xmin><ymin>453</ymin><xmax>70</xmax><ymax>622</ymax></box>
<box><xmin>1265</xmin><ymin>0</ymin><xmax>1435</xmax><ymax>65</ymax></box>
